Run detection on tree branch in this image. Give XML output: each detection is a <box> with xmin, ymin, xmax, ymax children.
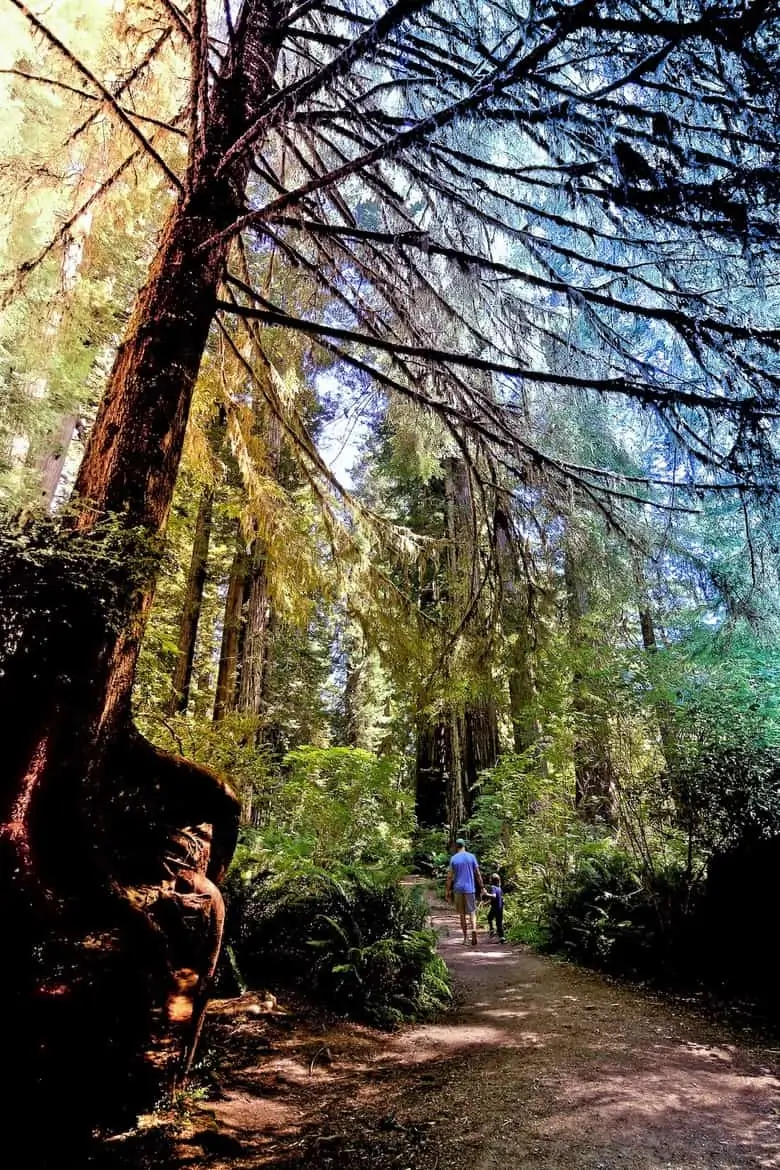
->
<box><xmin>214</xmin><ymin>300</ymin><xmax>774</xmax><ymax>420</ymax></box>
<box><xmin>8</xmin><ymin>0</ymin><xmax>183</xmax><ymax>192</ymax></box>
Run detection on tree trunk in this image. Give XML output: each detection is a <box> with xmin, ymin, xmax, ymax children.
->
<box><xmin>639</xmin><ymin>605</ymin><xmax>656</xmax><ymax>652</ymax></box>
<box><xmin>447</xmin><ymin>711</ymin><xmax>467</xmax><ymax>844</ymax></box>
<box><xmin>415</xmin><ymin>457</ymin><xmax>500</xmax><ymax>840</ymax></box>
<box><xmin>415</xmin><ymin>720</ymin><xmax>448</xmax><ymax>829</ymax></box>
<box><xmin>167</xmin><ymin>485</ymin><xmax>215</xmax><ymax>715</ymax></box>
<box><xmin>463</xmin><ymin>700</ymin><xmax>500</xmax><ymax>795</ymax></box>
<box><xmin>343</xmin><ymin>652</ymin><xmax>363</xmax><ymax>748</ymax></box>
<box><xmin>213</xmin><ymin>530</ymin><xmax>251</xmax><ymax>720</ymax></box>
<box><xmin>638</xmin><ymin>600</ymin><xmax>677</xmax><ymax>768</ymax></box>
<box><xmin>341</xmin><ymin>625</ymin><xmax>379</xmax><ymax>750</ymax></box>
<box><xmin>236</xmin><ymin>410</ymin><xmax>281</xmax><ymax>722</ymax></box>
<box><xmin>34</xmin><ymin>411</ymin><xmax>78</xmax><ymax>510</ymax></box>
<box><xmin>0</xmin><ymin>2</ymin><xmax>283</xmax><ymax>1142</ymax></box>
<box><xmin>508</xmin><ymin>625</ymin><xmax>542</xmax><ymax>754</ymax></box>
<box><xmin>235</xmin><ymin>539</ymin><xmax>274</xmax><ymax>769</ymax></box>
<box><xmin>564</xmin><ymin>546</ymin><xmax>616</xmax><ymax>823</ymax></box>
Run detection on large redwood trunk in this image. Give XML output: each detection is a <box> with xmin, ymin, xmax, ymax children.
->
<box><xmin>0</xmin><ymin>0</ymin><xmax>284</xmax><ymax>1143</ymax></box>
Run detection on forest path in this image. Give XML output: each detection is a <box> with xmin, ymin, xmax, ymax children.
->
<box><xmin>176</xmin><ymin>890</ymin><xmax>780</xmax><ymax>1170</ymax></box>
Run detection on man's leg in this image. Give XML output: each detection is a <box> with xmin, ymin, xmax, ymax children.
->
<box><xmin>467</xmin><ymin>894</ymin><xmax>478</xmax><ymax>946</ymax></box>
<box><xmin>454</xmin><ymin>893</ymin><xmax>468</xmax><ymax>942</ymax></box>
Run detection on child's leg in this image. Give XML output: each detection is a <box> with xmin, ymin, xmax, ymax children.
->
<box><xmin>487</xmin><ymin>905</ymin><xmax>496</xmax><ymax>936</ymax></box>
<box><xmin>496</xmin><ymin>905</ymin><xmax>505</xmax><ymax>940</ymax></box>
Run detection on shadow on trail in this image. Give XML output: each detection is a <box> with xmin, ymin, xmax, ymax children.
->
<box><xmin>83</xmin><ymin>891</ymin><xmax>780</xmax><ymax>1170</ymax></box>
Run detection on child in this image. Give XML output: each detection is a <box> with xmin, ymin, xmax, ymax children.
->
<box><xmin>484</xmin><ymin>873</ymin><xmax>505</xmax><ymax>941</ymax></box>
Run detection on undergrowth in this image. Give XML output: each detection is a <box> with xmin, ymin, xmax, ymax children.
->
<box><xmin>222</xmin><ymin>867</ymin><xmax>451</xmax><ymax>1027</ymax></box>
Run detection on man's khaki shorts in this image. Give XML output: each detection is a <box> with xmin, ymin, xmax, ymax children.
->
<box><xmin>453</xmin><ymin>891</ymin><xmax>476</xmax><ymax>914</ymax></box>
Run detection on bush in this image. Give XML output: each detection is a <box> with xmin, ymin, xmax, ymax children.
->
<box><xmin>223</xmin><ymin>869</ymin><xmax>451</xmax><ymax>1028</ymax></box>
<box><xmin>409</xmin><ymin>827</ymin><xmax>450</xmax><ymax>878</ymax></box>
<box><xmin>467</xmin><ymin>752</ymin><xmax>599</xmax><ymax>934</ymax></box>
<box><xmin>544</xmin><ymin>842</ymin><xmax>697</xmax><ymax>978</ymax></box>
<box><xmin>257</xmin><ymin>747</ymin><xmax>413</xmax><ymax>870</ymax></box>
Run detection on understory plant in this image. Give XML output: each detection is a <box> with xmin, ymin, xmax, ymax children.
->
<box><xmin>214</xmin><ymin>744</ymin><xmax>446</xmax><ymax>1025</ymax></box>
<box><xmin>223</xmin><ymin>869</ymin><xmax>451</xmax><ymax>1027</ymax></box>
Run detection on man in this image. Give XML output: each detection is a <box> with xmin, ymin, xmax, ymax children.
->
<box><xmin>445</xmin><ymin>837</ymin><xmax>484</xmax><ymax>946</ymax></box>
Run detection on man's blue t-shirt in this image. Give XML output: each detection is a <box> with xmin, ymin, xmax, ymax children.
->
<box><xmin>449</xmin><ymin>850</ymin><xmax>479</xmax><ymax>893</ymax></box>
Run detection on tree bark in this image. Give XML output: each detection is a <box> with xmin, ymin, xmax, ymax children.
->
<box><xmin>415</xmin><ymin>720</ymin><xmax>448</xmax><ymax>829</ymax></box>
<box><xmin>236</xmin><ymin>411</ymin><xmax>281</xmax><ymax>721</ymax></box>
<box><xmin>415</xmin><ymin>700</ymin><xmax>499</xmax><ymax>844</ymax></box>
<box><xmin>0</xmin><ymin>0</ymin><xmax>284</xmax><ymax>1140</ymax></box>
<box><xmin>166</xmin><ymin>484</ymin><xmax>215</xmax><ymax>715</ymax></box>
<box><xmin>508</xmin><ymin>624</ymin><xmax>542</xmax><ymax>754</ymax></box>
<box><xmin>638</xmin><ymin>599</ymin><xmax>677</xmax><ymax>768</ymax></box>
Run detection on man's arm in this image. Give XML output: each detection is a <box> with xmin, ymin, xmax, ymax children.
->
<box><xmin>474</xmin><ymin>861</ymin><xmax>484</xmax><ymax>895</ymax></box>
<box><xmin>445</xmin><ymin>865</ymin><xmax>453</xmax><ymax>901</ymax></box>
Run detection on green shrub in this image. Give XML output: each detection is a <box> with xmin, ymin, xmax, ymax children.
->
<box><xmin>223</xmin><ymin>869</ymin><xmax>451</xmax><ymax>1027</ymax></box>
<box><xmin>467</xmin><ymin>752</ymin><xmax>599</xmax><ymax>934</ymax></box>
<box><xmin>409</xmin><ymin>827</ymin><xmax>450</xmax><ymax>878</ymax></box>
<box><xmin>270</xmin><ymin>747</ymin><xmax>414</xmax><ymax>869</ymax></box>
<box><xmin>545</xmin><ymin>843</ymin><xmax>695</xmax><ymax>977</ymax></box>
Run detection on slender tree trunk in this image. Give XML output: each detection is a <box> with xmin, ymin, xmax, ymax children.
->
<box><xmin>343</xmin><ymin>654</ymin><xmax>363</xmax><ymax>748</ymax></box>
<box><xmin>447</xmin><ymin>711</ymin><xmax>467</xmax><ymax>844</ymax></box>
<box><xmin>564</xmin><ymin>546</ymin><xmax>616</xmax><ymax>823</ymax></box>
<box><xmin>237</xmin><ymin>540</ymin><xmax>272</xmax><ymax>715</ymax></box>
<box><xmin>638</xmin><ymin>599</ymin><xmax>677</xmax><ymax>767</ymax></box>
<box><xmin>34</xmin><ymin>411</ymin><xmax>78</xmax><ymax>510</ymax></box>
<box><xmin>166</xmin><ymin>484</ymin><xmax>215</xmax><ymax>715</ymax></box>
<box><xmin>508</xmin><ymin>626</ymin><xmax>542</xmax><ymax>754</ymax></box>
<box><xmin>236</xmin><ymin>412</ymin><xmax>281</xmax><ymax>721</ymax></box>
<box><xmin>639</xmin><ymin>605</ymin><xmax>656</xmax><ymax>652</ymax></box>
<box><xmin>213</xmin><ymin>531</ymin><xmax>250</xmax><ymax>720</ymax></box>
<box><xmin>0</xmin><ymin>2</ymin><xmax>284</xmax><ymax>1140</ymax></box>
<box><xmin>415</xmin><ymin>457</ymin><xmax>499</xmax><ymax>839</ymax></box>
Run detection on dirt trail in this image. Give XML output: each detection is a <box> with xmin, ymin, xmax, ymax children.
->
<box><xmin>174</xmin><ymin>893</ymin><xmax>780</xmax><ymax>1170</ymax></box>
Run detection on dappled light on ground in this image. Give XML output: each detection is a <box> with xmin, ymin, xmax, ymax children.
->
<box><xmin>99</xmin><ymin>888</ymin><xmax>780</xmax><ymax>1170</ymax></box>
